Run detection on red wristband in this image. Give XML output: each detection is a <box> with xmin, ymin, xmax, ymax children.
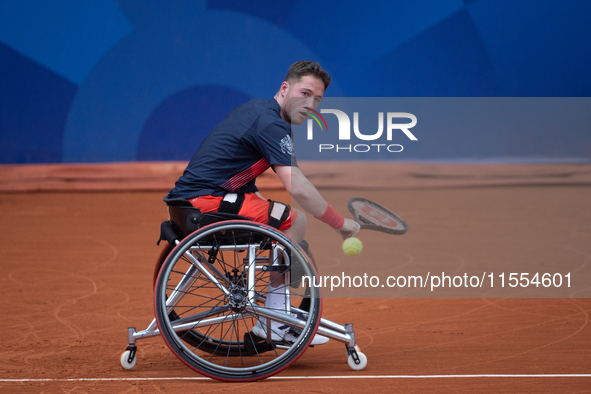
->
<box><xmin>315</xmin><ymin>204</ymin><xmax>345</xmax><ymax>229</ymax></box>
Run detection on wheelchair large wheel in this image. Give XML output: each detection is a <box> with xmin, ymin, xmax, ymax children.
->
<box><xmin>154</xmin><ymin>221</ymin><xmax>322</xmax><ymax>382</ymax></box>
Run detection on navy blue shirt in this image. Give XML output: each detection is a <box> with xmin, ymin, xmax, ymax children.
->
<box><xmin>168</xmin><ymin>98</ymin><xmax>296</xmax><ymax>199</ymax></box>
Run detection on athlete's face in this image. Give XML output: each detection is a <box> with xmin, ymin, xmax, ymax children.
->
<box><xmin>279</xmin><ymin>75</ymin><xmax>325</xmax><ymax>125</ymax></box>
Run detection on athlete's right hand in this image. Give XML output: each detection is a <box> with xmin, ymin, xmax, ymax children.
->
<box><xmin>338</xmin><ymin>218</ymin><xmax>360</xmax><ymax>239</ymax></box>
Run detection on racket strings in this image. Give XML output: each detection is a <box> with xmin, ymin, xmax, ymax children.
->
<box><xmin>351</xmin><ymin>201</ymin><xmax>405</xmax><ymax>230</ymax></box>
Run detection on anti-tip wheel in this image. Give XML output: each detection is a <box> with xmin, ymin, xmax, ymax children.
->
<box><xmin>120</xmin><ymin>350</ymin><xmax>137</xmax><ymax>370</ymax></box>
<box><xmin>347</xmin><ymin>350</ymin><xmax>367</xmax><ymax>371</ymax></box>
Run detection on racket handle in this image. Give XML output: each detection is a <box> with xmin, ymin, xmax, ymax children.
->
<box><xmin>340</xmin><ymin>230</ymin><xmax>352</xmax><ymax>239</ymax></box>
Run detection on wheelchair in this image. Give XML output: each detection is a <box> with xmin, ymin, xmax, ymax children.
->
<box><xmin>120</xmin><ymin>197</ymin><xmax>367</xmax><ymax>381</ymax></box>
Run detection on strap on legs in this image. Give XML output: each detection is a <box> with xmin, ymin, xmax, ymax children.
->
<box><xmin>218</xmin><ymin>193</ymin><xmax>245</xmax><ymax>214</ymax></box>
<box><xmin>267</xmin><ymin>200</ymin><xmax>291</xmax><ymax>229</ymax></box>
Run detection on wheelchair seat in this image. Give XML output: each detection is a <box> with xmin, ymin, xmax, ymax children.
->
<box><xmin>163</xmin><ymin>196</ymin><xmax>252</xmax><ymax>240</ymax></box>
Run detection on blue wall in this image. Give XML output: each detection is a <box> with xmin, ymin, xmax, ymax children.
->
<box><xmin>1</xmin><ymin>0</ymin><xmax>590</xmax><ymax>163</ymax></box>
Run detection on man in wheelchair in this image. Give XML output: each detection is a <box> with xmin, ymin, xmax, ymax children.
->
<box><xmin>165</xmin><ymin>60</ymin><xmax>360</xmax><ymax>345</ymax></box>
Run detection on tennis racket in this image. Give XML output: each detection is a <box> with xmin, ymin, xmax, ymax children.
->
<box><xmin>342</xmin><ymin>197</ymin><xmax>408</xmax><ymax>237</ymax></box>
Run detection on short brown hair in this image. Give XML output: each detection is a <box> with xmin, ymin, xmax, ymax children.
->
<box><xmin>284</xmin><ymin>61</ymin><xmax>331</xmax><ymax>90</ymax></box>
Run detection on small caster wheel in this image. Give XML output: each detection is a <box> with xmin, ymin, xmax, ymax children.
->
<box><xmin>120</xmin><ymin>349</ymin><xmax>137</xmax><ymax>370</ymax></box>
<box><xmin>347</xmin><ymin>350</ymin><xmax>367</xmax><ymax>371</ymax></box>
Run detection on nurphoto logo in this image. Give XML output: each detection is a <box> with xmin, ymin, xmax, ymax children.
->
<box><xmin>305</xmin><ymin>109</ymin><xmax>418</xmax><ymax>153</ymax></box>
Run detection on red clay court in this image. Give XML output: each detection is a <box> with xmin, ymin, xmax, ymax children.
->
<box><xmin>1</xmin><ymin>161</ymin><xmax>590</xmax><ymax>392</ymax></box>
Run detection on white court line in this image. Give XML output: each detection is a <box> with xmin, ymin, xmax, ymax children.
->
<box><xmin>2</xmin><ymin>374</ymin><xmax>591</xmax><ymax>382</ymax></box>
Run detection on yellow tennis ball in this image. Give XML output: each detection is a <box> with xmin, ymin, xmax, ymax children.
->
<box><xmin>342</xmin><ymin>237</ymin><xmax>362</xmax><ymax>256</ymax></box>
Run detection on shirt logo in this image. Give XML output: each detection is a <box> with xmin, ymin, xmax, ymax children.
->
<box><xmin>280</xmin><ymin>135</ymin><xmax>293</xmax><ymax>155</ymax></box>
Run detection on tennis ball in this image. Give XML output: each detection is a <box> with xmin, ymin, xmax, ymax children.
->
<box><xmin>342</xmin><ymin>237</ymin><xmax>363</xmax><ymax>256</ymax></box>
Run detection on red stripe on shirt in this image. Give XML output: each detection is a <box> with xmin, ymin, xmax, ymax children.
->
<box><xmin>220</xmin><ymin>158</ymin><xmax>270</xmax><ymax>191</ymax></box>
